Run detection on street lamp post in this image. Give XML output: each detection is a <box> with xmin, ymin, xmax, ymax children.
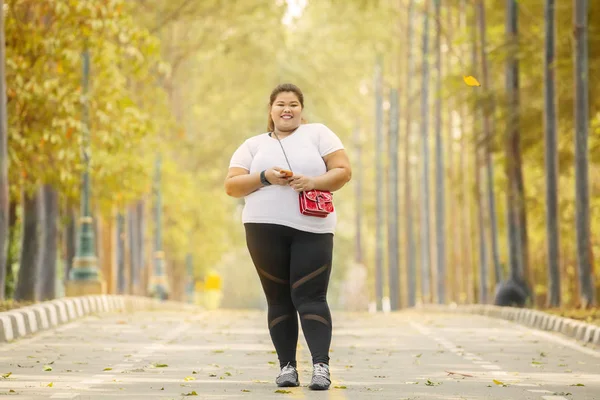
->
<box><xmin>148</xmin><ymin>154</ymin><xmax>168</xmax><ymax>300</ymax></box>
<box><xmin>66</xmin><ymin>45</ymin><xmax>104</xmax><ymax>296</ymax></box>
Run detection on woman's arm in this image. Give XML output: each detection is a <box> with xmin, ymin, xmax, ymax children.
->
<box><xmin>224</xmin><ymin>167</ymin><xmax>292</xmax><ymax>198</ymax></box>
<box><xmin>224</xmin><ymin>168</ymin><xmax>263</xmax><ymax>198</ymax></box>
<box><xmin>288</xmin><ymin>149</ymin><xmax>352</xmax><ymax>193</ymax></box>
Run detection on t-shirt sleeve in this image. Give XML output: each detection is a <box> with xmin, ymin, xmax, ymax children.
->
<box><xmin>229</xmin><ymin>140</ymin><xmax>253</xmax><ymax>170</ymax></box>
<box><xmin>318</xmin><ymin>124</ymin><xmax>345</xmax><ymax>157</ymax></box>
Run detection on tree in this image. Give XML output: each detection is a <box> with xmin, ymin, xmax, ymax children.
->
<box><xmin>14</xmin><ymin>188</ymin><xmax>42</xmax><ymax>302</ymax></box>
<box><xmin>0</xmin><ymin>0</ymin><xmax>8</xmax><ymax>301</ymax></box>
<box><xmin>472</xmin><ymin>4</ymin><xmax>489</xmax><ymax>304</ymax></box>
<box><xmin>433</xmin><ymin>0</ymin><xmax>446</xmax><ymax>304</ymax></box>
<box><xmin>420</xmin><ymin>0</ymin><xmax>432</xmax><ymax>303</ymax></box>
<box><xmin>477</xmin><ymin>0</ymin><xmax>501</xmax><ymax>289</ymax></box>
<box><xmin>504</xmin><ymin>0</ymin><xmax>528</xmax><ymax>285</ymax></box>
<box><xmin>544</xmin><ymin>0</ymin><xmax>561</xmax><ymax>307</ymax></box>
<box><xmin>573</xmin><ymin>0</ymin><xmax>595</xmax><ymax>308</ymax></box>
<box><xmin>37</xmin><ymin>184</ymin><xmax>58</xmax><ymax>301</ymax></box>
<box><xmin>404</xmin><ymin>0</ymin><xmax>417</xmax><ymax>308</ymax></box>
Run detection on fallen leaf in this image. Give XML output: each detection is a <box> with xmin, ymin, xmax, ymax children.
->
<box><xmin>570</xmin><ymin>383</ymin><xmax>585</xmax><ymax>387</ymax></box>
<box><xmin>2</xmin><ymin>372</ymin><xmax>11</xmax><ymax>379</ymax></box>
<box><xmin>241</xmin><ymin>389</ymin><xmax>251</xmax><ymax>392</ymax></box>
<box><xmin>183</xmin><ymin>391</ymin><xmax>198</xmax><ymax>396</ymax></box>
<box><xmin>184</xmin><ymin>376</ymin><xmax>195</xmax><ymax>381</ymax></box>
<box><xmin>464</xmin><ymin>75</ymin><xmax>481</xmax><ymax>87</ymax></box>
<box><xmin>47</xmin><ymin>382</ymin><xmax>53</xmax><ymax>387</ymax></box>
<box><xmin>334</xmin><ymin>385</ymin><xmax>347</xmax><ymax>389</ymax></box>
<box><xmin>275</xmin><ymin>389</ymin><xmax>292</xmax><ymax>393</ymax></box>
<box><xmin>43</xmin><ymin>366</ymin><xmax>53</xmax><ymax>372</ymax></box>
<box><xmin>153</xmin><ymin>363</ymin><xmax>168</xmax><ymax>368</ymax></box>
<box><xmin>103</xmin><ymin>368</ymin><xmax>112</xmax><ymax>371</ymax></box>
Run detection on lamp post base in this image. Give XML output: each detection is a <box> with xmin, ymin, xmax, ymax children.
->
<box><xmin>148</xmin><ymin>275</ymin><xmax>170</xmax><ymax>301</ymax></box>
<box><xmin>65</xmin><ymin>279</ymin><xmax>106</xmax><ymax>297</ymax></box>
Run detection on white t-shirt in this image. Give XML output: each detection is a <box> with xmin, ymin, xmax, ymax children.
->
<box><xmin>228</xmin><ymin>123</ymin><xmax>345</xmax><ymax>234</ymax></box>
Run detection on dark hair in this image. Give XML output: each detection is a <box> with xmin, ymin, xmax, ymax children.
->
<box><xmin>267</xmin><ymin>83</ymin><xmax>305</xmax><ymax>132</ymax></box>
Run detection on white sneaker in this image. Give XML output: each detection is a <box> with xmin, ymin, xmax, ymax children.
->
<box><xmin>276</xmin><ymin>362</ymin><xmax>299</xmax><ymax>387</ymax></box>
<box><xmin>309</xmin><ymin>363</ymin><xmax>330</xmax><ymax>390</ymax></box>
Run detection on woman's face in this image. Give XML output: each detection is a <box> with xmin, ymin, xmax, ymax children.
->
<box><xmin>270</xmin><ymin>91</ymin><xmax>302</xmax><ymax>132</ymax></box>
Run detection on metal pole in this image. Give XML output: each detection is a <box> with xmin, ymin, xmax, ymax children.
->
<box><xmin>149</xmin><ymin>153</ymin><xmax>168</xmax><ymax>300</ymax></box>
<box><xmin>374</xmin><ymin>54</ymin><xmax>384</xmax><ymax>312</ymax></box>
<box><xmin>388</xmin><ymin>88</ymin><xmax>400</xmax><ymax>310</ymax></box>
<box><xmin>69</xmin><ymin>44</ymin><xmax>100</xmax><ymax>284</ymax></box>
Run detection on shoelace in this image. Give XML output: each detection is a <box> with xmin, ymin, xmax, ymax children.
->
<box><xmin>313</xmin><ymin>363</ymin><xmax>329</xmax><ymax>377</ymax></box>
<box><xmin>278</xmin><ymin>362</ymin><xmax>296</xmax><ymax>377</ymax></box>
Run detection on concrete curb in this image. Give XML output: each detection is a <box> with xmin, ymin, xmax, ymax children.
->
<box><xmin>0</xmin><ymin>295</ymin><xmax>201</xmax><ymax>343</ymax></box>
<box><xmin>417</xmin><ymin>304</ymin><xmax>600</xmax><ymax>347</ymax></box>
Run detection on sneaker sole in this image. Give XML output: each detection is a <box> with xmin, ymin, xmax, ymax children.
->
<box><xmin>277</xmin><ymin>380</ymin><xmax>300</xmax><ymax>387</ymax></box>
<box><xmin>308</xmin><ymin>383</ymin><xmax>330</xmax><ymax>390</ymax></box>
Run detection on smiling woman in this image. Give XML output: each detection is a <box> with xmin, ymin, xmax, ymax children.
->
<box><xmin>223</xmin><ymin>83</ymin><xmax>351</xmax><ymax>391</ymax></box>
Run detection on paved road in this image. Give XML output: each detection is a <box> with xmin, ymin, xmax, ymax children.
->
<box><xmin>0</xmin><ymin>307</ymin><xmax>599</xmax><ymax>399</ymax></box>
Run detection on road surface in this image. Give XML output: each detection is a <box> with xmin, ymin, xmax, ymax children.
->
<box><xmin>0</xmin><ymin>307</ymin><xmax>598</xmax><ymax>399</ymax></box>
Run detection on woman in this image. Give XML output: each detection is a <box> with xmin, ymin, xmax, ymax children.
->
<box><xmin>224</xmin><ymin>83</ymin><xmax>351</xmax><ymax>390</ymax></box>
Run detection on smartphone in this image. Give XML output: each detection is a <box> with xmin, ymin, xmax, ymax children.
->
<box><xmin>279</xmin><ymin>169</ymin><xmax>293</xmax><ymax>177</ymax></box>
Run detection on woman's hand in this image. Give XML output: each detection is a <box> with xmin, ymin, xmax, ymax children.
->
<box><xmin>265</xmin><ymin>167</ymin><xmax>292</xmax><ymax>186</ymax></box>
<box><xmin>288</xmin><ymin>174</ymin><xmax>315</xmax><ymax>192</ymax></box>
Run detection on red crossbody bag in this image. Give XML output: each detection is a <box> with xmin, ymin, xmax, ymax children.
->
<box><xmin>272</xmin><ymin>132</ymin><xmax>334</xmax><ymax>218</ymax></box>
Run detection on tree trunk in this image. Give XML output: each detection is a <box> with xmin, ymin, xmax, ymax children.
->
<box><xmin>388</xmin><ymin>88</ymin><xmax>400</xmax><ymax>310</ymax></box>
<box><xmin>433</xmin><ymin>0</ymin><xmax>445</xmax><ymax>305</ymax></box>
<box><xmin>573</xmin><ymin>0</ymin><xmax>594</xmax><ymax>308</ymax></box>
<box><xmin>404</xmin><ymin>0</ymin><xmax>417</xmax><ymax>308</ymax></box>
<box><xmin>4</xmin><ymin>200</ymin><xmax>17</xmax><ymax>299</ymax></box>
<box><xmin>37</xmin><ymin>184</ymin><xmax>58</xmax><ymax>301</ymax></box>
<box><xmin>128</xmin><ymin>205</ymin><xmax>139</xmax><ymax>294</ymax></box>
<box><xmin>471</xmin><ymin>6</ymin><xmax>489</xmax><ymax>304</ymax></box>
<box><xmin>419</xmin><ymin>0</ymin><xmax>432</xmax><ymax>304</ymax></box>
<box><xmin>14</xmin><ymin>188</ymin><xmax>43</xmax><ymax>302</ymax></box>
<box><xmin>459</xmin><ymin>0</ymin><xmax>474</xmax><ymax>304</ymax></box>
<box><xmin>0</xmin><ymin>0</ymin><xmax>9</xmax><ymax>301</ymax></box>
<box><xmin>116</xmin><ymin>211</ymin><xmax>126</xmax><ymax>294</ymax></box>
<box><xmin>477</xmin><ymin>0</ymin><xmax>502</xmax><ymax>290</ymax></box>
<box><xmin>445</xmin><ymin>4</ymin><xmax>457</xmax><ymax>303</ymax></box>
<box><xmin>136</xmin><ymin>200</ymin><xmax>145</xmax><ymax>295</ymax></box>
<box><xmin>354</xmin><ymin>122</ymin><xmax>363</xmax><ymax>266</ymax></box>
<box><xmin>374</xmin><ymin>54</ymin><xmax>384</xmax><ymax>311</ymax></box>
<box><xmin>543</xmin><ymin>0</ymin><xmax>561</xmax><ymax>308</ymax></box>
<box><xmin>64</xmin><ymin>206</ymin><xmax>76</xmax><ymax>283</ymax></box>
<box><xmin>505</xmin><ymin>0</ymin><xmax>527</xmax><ymax>285</ymax></box>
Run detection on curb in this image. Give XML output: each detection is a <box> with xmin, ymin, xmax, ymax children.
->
<box><xmin>416</xmin><ymin>304</ymin><xmax>600</xmax><ymax>347</ymax></box>
<box><xmin>0</xmin><ymin>295</ymin><xmax>201</xmax><ymax>343</ymax></box>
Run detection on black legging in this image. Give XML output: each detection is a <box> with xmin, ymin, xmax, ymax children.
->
<box><xmin>244</xmin><ymin>223</ymin><xmax>333</xmax><ymax>368</ymax></box>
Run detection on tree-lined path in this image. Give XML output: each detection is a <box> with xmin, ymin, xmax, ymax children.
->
<box><xmin>0</xmin><ymin>309</ymin><xmax>598</xmax><ymax>399</ymax></box>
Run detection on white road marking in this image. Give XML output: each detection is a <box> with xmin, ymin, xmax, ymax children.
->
<box><xmin>517</xmin><ymin>326</ymin><xmax>600</xmax><ymax>358</ymax></box>
<box><xmin>50</xmin><ymin>394</ymin><xmax>79</xmax><ymax>399</ymax></box>
<box><xmin>528</xmin><ymin>389</ymin><xmax>554</xmax><ymax>393</ymax></box>
<box><xmin>481</xmin><ymin>365</ymin><xmax>502</xmax><ymax>370</ymax></box>
<box><xmin>541</xmin><ymin>396</ymin><xmax>569</xmax><ymax>400</ymax></box>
